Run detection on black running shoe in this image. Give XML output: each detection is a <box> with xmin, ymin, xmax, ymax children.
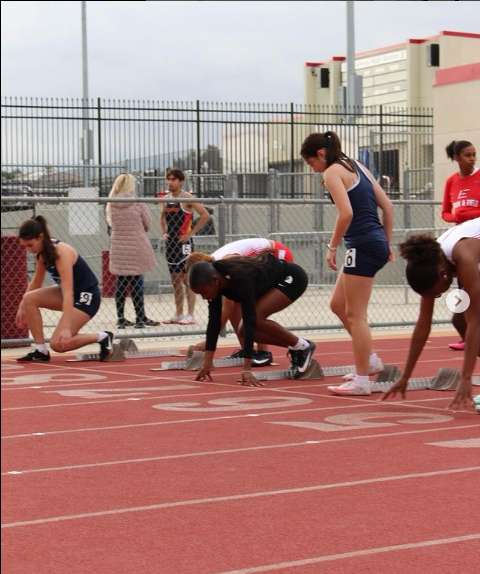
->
<box><xmin>296</xmin><ymin>340</ymin><xmax>316</xmax><ymax>375</ymax></box>
<box><xmin>288</xmin><ymin>349</ymin><xmax>300</xmax><ymax>379</ymax></box>
<box><xmin>252</xmin><ymin>351</ymin><xmax>273</xmax><ymax>367</ymax></box>
<box><xmin>17</xmin><ymin>349</ymin><xmax>50</xmax><ymax>362</ymax></box>
<box><xmin>99</xmin><ymin>331</ymin><xmax>115</xmax><ymax>361</ymax></box>
<box><xmin>225</xmin><ymin>349</ymin><xmax>244</xmax><ymax>359</ymax></box>
<box><xmin>117</xmin><ymin>318</ymin><xmax>134</xmax><ymax>329</ymax></box>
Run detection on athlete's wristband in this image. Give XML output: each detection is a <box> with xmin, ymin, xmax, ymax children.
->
<box><xmin>327</xmin><ymin>244</ymin><xmax>337</xmax><ymax>251</ymax></box>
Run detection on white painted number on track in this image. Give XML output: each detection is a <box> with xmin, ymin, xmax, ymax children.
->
<box><xmin>1</xmin><ymin>373</ymin><xmax>106</xmax><ymax>386</ymax></box>
<box><xmin>152</xmin><ymin>395</ymin><xmax>312</xmax><ymax>412</ymax></box>
<box><xmin>44</xmin><ymin>385</ymin><xmax>198</xmax><ymax>398</ymax></box>
<box><xmin>269</xmin><ymin>411</ymin><xmax>453</xmax><ymax>432</ymax></box>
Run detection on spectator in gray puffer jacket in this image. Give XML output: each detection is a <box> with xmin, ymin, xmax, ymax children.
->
<box><xmin>106</xmin><ymin>173</ymin><xmax>159</xmax><ymax>329</ymax></box>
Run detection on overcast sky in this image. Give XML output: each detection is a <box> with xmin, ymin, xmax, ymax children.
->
<box><xmin>1</xmin><ymin>1</ymin><xmax>479</xmax><ymax>104</ymax></box>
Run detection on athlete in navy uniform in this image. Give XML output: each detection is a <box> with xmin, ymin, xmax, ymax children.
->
<box><xmin>188</xmin><ymin>253</ymin><xmax>316</xmax><ymax>386</ymax></box>
<box><xmin>301</xmin><ymin>131</ymin><xmax>394</xmax><ymax>395</ymax></box>
<box><xmin>15</xmin><ymin>216</ymin><xmax>114</xmax><ymax>362</ymax></box>
<box><xmin>160</xmin><ymin>168</ymin><xmax>210</xmax><ymax>325</ymax></box>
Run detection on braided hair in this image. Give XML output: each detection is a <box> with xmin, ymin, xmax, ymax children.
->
<box><xmin>188</xmin><ymin>253</ymin><xmax>271</xmax><ymax>288</ymax></box>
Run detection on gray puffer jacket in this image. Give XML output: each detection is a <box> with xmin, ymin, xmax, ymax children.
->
<box><xmin>109</xmin><ymin>202</ymin><xmax>157</xmax><ymax>276</ymax></box>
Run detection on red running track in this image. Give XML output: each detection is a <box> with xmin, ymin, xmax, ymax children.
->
<box><xmin>2</xmin><ymin>334</ymin><xmax>479</xmax><ymax>574</ymax></box>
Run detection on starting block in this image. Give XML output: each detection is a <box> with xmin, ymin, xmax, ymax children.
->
<box><xmin>254</xmin><ymin>362</ymin><xmax>399</xmax><ymax>383</ymax></box>
<box><xmin>67</xmin><ymin>338</ymin><xmax>186</xmax><ymax>362</ymax></box>
<box><xmin>151</xmin><ymin>347</ymin><xmax>264</xmax><ymax>371</ymax></box>
<box><xmin>370</xmin><ymin>367</ymin><xmax>466</xmax><ymax>393</ymax></box>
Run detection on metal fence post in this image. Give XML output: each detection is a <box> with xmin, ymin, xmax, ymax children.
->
<box><xmin>268</xmin><ymin>169</ymin><xmax>279</xmax><ymax>235</ymax></box>
<box><xmin>228</xmin><ymin>174</ymin><xmax>239</xmax><ymax>236</ymax></box>
<box><xmin>403</xmin><ymin>167</ymin><xmax>411</xmax><ymax>230</ymax></box>
<box><xmin>218</xmin><ymin>196</ymin><xmax>227</xmax><ymax>249</ymax></box>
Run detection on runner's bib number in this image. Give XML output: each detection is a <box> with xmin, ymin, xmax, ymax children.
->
<box><xmin>344</xmin><ymin>248</ymin><xmax>357</xmax><ymax>268</ymax></box>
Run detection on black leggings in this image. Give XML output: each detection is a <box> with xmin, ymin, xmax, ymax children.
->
<box><xmin>115</xmin><ymin>275</ymin><xmax>145</xmax><ymax>322</ymax></box>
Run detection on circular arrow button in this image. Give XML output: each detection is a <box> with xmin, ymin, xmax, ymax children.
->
<box><xmin>446</xmin><ymin>289</ymin><xmax>470</xmax><ymax>314</ymax></box>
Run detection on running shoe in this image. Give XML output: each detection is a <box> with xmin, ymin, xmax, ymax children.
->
<box><xmin>342</xmin><ymin>356</ymin><xmax>385</xmax><ymax>381</ymax></box>
<box><xmin>17</xmin><ymin>349</ymin><xmax>50</xmax><ymax>362</ymax></box>
<box><xmin>328</xmin><ymin>377</ymin><xmax>372</xmax><ymax>396</ymax></box>
<box><xmin>162</xmin><ymin>314</ymin><xmax>183</xmax><ymax>324</ymax></box>
<box><xmin>448</xmin><ymin>340</ymin><xmax>465</xmax><ymax>351</ymax></box>
<box><xmin>135</xmin><ymin>318</ymin><xmax>160</xmax><ymax>328</ymax></box>
<box><xmin>224</xmin><ymin>349</ymin><xmax>244</xmax><ymax>360</ymax></box>
<box><xmin>117</xmin><ymin>318</ymin><xmax>134</xmax><ymax>329</ymax></box>
<box><xmin>252</xmin><ymin>351</ymin><xmax>273</xmax><ymax>368</ymax></box>
<box><xmin>289</xmin><ymin>340</ymin><xmax>316</xmax><ymax>379</ymax></box>
<box><xmin>178</xmin><ymin>314</ymin><xmax>196</xmax><ymax>325</ymax></box>
<box><xmin>99</xmin><ymin>331</ymin><xmax>115</xmax><ymax>361</ymax></box>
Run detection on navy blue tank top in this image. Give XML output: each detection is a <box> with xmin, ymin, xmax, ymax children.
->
<box><xmin>46</xmin><ymin>240</ymin><xmax>99</xmax><ymax>294</ymax></box>
<box><xmin>329</xmin><ymin>160</ymin><xmax>387</xmax><ymax>248</ymax></box>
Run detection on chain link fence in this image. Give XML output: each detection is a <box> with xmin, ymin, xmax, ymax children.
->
<box><xmin>1</xmin><ymin>194</ymin><xmax>454</xmax><ymax>345</ymax></box>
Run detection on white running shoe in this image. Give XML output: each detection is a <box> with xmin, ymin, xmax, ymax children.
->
<box><xmin>328</xmin><ymin>378</ymin><xmax>372</xmax><ymax>396</ymax></box>
<box><xmin>342</xmin><ymin>356</ymin><xmax>385</xmax><ymax>381</ymax></box>
<box><xmin>178</xmin><ymin>314</ymin><xmax>195</xmax><ymax>325</ymax></box>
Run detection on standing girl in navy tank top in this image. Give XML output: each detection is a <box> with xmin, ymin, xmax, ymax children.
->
<box><xmin>301</xmin><ymin>131</ymin><xmax>394</xmax><ymax>396</ymax></box>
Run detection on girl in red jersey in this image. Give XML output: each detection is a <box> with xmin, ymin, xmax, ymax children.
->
<box><xmin>442</xmin><ymin>140</ymin><xmax>479</xmax><ymax>351</ymax></box>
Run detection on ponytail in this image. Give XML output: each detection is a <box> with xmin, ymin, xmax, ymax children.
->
<box><xmin>18</xmin><ymin>215</ymin><xmax>57</xmax><ymax>267</ymax></box>
<box><xmin>399</xmin><ymin>234</ymin><xmax>442</xmax><ymax>294</ymax></box>
<box><xmin>300</xmin><ymin>131</ymin><xmax>356</xmax><ymax>173</ymax></box>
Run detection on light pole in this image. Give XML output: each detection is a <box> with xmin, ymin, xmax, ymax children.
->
<box><xmin>346</xmin><ymin>1</ymin><xmax>362</xmax><ymax>118</ymax></box>
<box><xmin>81</xmin><ymin>0</ymin><xmax>91</xmax><ymax>186</ymax></box>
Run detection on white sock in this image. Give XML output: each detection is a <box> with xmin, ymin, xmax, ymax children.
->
<box><xmin>289</xmin><ymin>338</ymin><xmax>309</xmax><ymax>351</ymax></box>
<box><xmin>97</xmin><ymin>332</ymin><xmax>108</xmax><ymax>342</ymax></box>
<box><xmin>354</xmin><ymin>375</ymin><xmax>369</xmax><ymax>385</ymax></box>
<box><xmin>36</xmin><ymin>344</ymin><xmax>49</xmax><ymax>355</ymax></box>
<box><xmin>369</xmin><ymin>353</ymin><xmax>378</xmax><ymax>365</ymax></box>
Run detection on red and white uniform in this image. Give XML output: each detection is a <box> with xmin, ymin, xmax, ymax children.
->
<box><xmin>212</xmin><ymin>238</ymin><xmax>293</xmax><ymax>262</ymax></box>
<box><xmin>442</xmin><ymin>168</ymin><xmax>480</xmax><ymax>224</ymax></box>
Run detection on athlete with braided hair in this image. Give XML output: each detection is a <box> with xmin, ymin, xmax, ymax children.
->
<box><xmin>186</xmin><ymin>237</ymin><xmax>294</xmax><ymax>367</ymax></box>
<box><xmin>188</xmin><ymin>253</ymin><xmax>315</xmax><ymax>386</ymax></box>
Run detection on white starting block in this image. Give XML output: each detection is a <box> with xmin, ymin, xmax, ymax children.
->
<box><xmin>67</xmin><ymin>338</ymin><xmax>186</xmax><ymax>362</ymax></box>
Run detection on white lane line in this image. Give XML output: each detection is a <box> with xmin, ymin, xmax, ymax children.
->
<box><xmin>2</xmin><ymin>466</ymin><xmax>478</xmax><ymax>529</ymax></box>
<box><xmin>209</xmin><ymin>534</ymin><xmax>480</xmax><ymax>574</ymax></box>
<box><xmin>428</xmin><ymin>438</ymin><xmax>480</xmax><ymax>448</ymax></box>
<box><xmin>2</xmin><ymin>425</ymin><xmax>479</xmax><ymax>475</ymax></box>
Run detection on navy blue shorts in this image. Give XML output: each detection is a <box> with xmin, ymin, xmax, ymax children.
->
<box><xmin>73</xmin><ymin>286</ymin><xmax>101</xmax><ymax>318</ymax></box>
<box><xmin>343</xmin><ymin>241</ymin><xmax>389</xmax><ymax>278</ymax></box>
<box><xmin>274</xmin><ymin>262</ymin><xmax>308</xmax><ymax>301</ymax></box>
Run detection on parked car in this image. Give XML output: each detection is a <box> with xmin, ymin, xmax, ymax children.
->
<box><xmin>1</xmin><ymin>184</ymin><xmax>35</xmax><ymax>212</ymax></box>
